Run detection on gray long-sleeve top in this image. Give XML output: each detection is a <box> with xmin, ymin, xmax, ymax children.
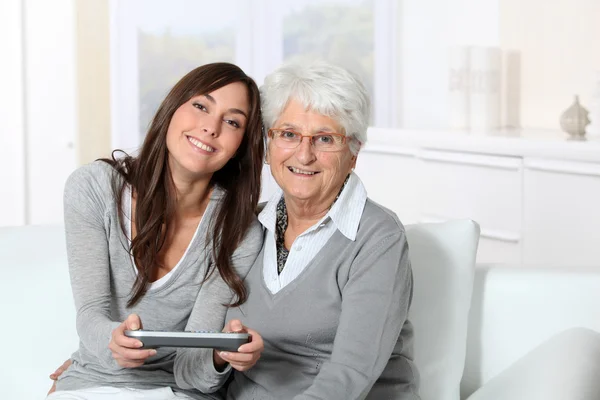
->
<box><xmin>56</xmin><ymin>161</ymin><xmax>262</xmax><ymax>399</ymax></box>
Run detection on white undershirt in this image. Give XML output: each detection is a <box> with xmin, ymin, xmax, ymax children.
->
<box><xmin>123</xmin><ymin>185</ymin><xmax>203</xmax><ymax>290</ymax></box>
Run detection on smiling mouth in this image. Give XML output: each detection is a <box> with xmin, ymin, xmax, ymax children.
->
<box><xmin>288</xmin><ymin>166</ymin><xmax>319</xmax><ymax>175</ymax></box>
<box><xmin>187</xmin><ymin>136</ymin><xmax>215</xmax><ymax>152</ymax></box>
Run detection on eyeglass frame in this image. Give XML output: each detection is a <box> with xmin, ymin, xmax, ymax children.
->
<box><xmin>267</xmin><ymin>128</ymin><xmax>354</xmax><ymax>152</ymax></box>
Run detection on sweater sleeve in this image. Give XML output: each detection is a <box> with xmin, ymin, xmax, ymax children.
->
<box><xmin>293</xmin><ymin>230</ymin><xmax>414</xmax><ymax>400</ymax></box>
<box><xmin>173</xmin><ymin>218</ymin><xmax>263</xmax><ymax>393</ymax></box>
<box><xmin>63</xmin><ymin>163</ymin><xmax>121</xmax><ymax>369</ymax></box>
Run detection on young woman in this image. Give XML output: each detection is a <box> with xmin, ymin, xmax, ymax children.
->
<box><xmin>48</xmin><ymin>63</ymin><xmax>265</xmax><ymax>400</ymax></box>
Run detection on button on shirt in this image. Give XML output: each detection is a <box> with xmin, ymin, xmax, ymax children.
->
<box><xmin>258</xmin><ymin>172</ymin><xmax>368</xmax><ymax>294</ymax></box>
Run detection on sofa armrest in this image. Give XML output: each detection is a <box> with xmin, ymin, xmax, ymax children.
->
<box><xmin>465</xmin><ymin>328</ymin><xmax>600</xmax><ymax>400</ymax></box>
<box><xmin>461</xmin><ymin>264</ymin><xmax>600</xmax><ymax>398</ymax></box>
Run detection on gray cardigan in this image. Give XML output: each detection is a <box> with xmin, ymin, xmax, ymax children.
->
<box><xmin>57</xmin><ymin>161</ymin><xmax>263</xmax><ymax>399</ymax></box>
<box><xmin>225</xmin><ymin>198</ymin><xmax>420</xmax><ymax>400</ymax></box>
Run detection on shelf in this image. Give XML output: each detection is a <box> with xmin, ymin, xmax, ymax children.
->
<box><xmin>364</xmin><ymin>127</ymin><xmax>600</xmax><ymax>163</ymax></box>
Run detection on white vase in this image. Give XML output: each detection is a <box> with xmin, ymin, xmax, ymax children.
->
<box><xmin>448</xmin><ymin>46</ymin><xmax>470</xmax><ymax>130</ymax></box>
<box><xmin>469</xmin><ymin>46</ymin><xmax>501</xmax><ymax>132</ymax></box>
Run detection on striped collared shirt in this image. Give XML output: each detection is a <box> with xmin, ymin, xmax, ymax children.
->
<box><xmin>258</xmin><ymin>172</ymin><xmax>368</xmax><ymax>294</ymax></box>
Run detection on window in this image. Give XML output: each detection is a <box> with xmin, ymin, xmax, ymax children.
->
<box><xmin>111</xmin><ymin>0</ymin><xmax>244</xmax><ymax>149</ymax></box>
<box><xmin>110</xmin><ymin>0</ymin><xmax>397</xmax><ymax>150</ymax></box>
<box><xmin>281</xmin><ymin>0</ymin><xmax>375</xmax><ymax>122</ymax></box>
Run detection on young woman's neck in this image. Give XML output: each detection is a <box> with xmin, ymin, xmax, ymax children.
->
<box><xmin>171</xmin><ymin>174</ymin><xmax>213</xmax><ymax>220</ymax></box>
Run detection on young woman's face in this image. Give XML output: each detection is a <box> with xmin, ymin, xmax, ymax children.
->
<box><xmin>166</xmin><ymin>82</ymin><xmax>250</xmax><ymax>181</ymax></box>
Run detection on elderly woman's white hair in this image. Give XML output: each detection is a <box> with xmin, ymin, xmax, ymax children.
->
<box><xmin>260</xmin><ymin>60</ymin><xmax>370</xmax><ymax>155</ymax></box>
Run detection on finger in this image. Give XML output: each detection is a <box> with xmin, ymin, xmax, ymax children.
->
<box><xmin>224</xmin><ymin>319</ymin><xmax>246</xmax><ymax>333</ymax></box>
<box><xmin>113</xmin><ymin>330</ymin><xmax>144</xmax><ymax>349</ymax></box>
<box><xmin>237</xmin><ymin>328</ymin><xmax>263</xmax><ymax>353</ymax></box>
<box><xmin>113</xmin><ymin>322</ymin><xmax>144</xmax><ymax>349</ymax></box>
<box><xmin>230</xmin><ymin>319</ymin><xmax>245</xmax><ymax>333</ymax></box>
<box><xmin>237</xmin><ymin>340</ymin><xmax>263</xmax><ymax>353</ymax></box>
<box><xmin>218</xmin><ymin>351</ymin><xmax>255</xmax><ymax>365</ymax></box>
<box><xmin>226</xmin><ymin>359</ymin><xmax>257</xmax><ymax>372</ymax></box>
<box><xmin>50</xmin><ymin>358</ymin><xmax>72</xmax><ymax>379</ymax></box>
<box><xmin>47</xmin><ymin>381</ymin><xmax>57</xmax><ymax>395</ymax></box>
<box><xmin>125</xmin><ymin>313</ymin><xmax>143</xmax><ymax>331</ymax></box>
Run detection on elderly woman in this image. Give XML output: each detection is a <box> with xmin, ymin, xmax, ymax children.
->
<box><xmin>223</xmin><ymin>60</ymin><xmax>420</xmax><ymax>399</ymax></box>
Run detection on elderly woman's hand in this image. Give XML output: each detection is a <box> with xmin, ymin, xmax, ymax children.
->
<box><xmin>213</xmin><ymin>319</ymin><xmax>264</xmax><ymax>372</ymax></box>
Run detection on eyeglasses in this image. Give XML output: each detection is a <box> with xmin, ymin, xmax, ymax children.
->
<box><xmin>268</xmin><ymin>128</ymin><xmax>349</xmax><ymax>152</ymax></box>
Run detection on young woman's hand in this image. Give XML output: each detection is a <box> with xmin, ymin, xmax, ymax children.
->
<box><xmin>213</xmin><ymin>319</ymin><xmax>264</xmax><ymax>372</ymax></box>
<box><xmin>47</xmin><ymin>358</ymin><xmax>72</xmax><ymax>395</ymax></box>
<box><xmin>109</xmin><ymin>313</ymin><xmax>157</xmax><ymax>368</ymax></box>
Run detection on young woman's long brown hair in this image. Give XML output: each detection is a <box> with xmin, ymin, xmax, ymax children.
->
<box><xmin>102</xmin><ymin>63</ymin><xmax>264</xmax><ymax>307</ymax></box>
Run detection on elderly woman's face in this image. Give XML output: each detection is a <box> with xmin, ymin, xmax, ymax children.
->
<box><xmin>268</xmin><ymin>99</ymin><xmax>356</xmax><ymax>206</ymax></box>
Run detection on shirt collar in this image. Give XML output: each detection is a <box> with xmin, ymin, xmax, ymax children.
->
<box><xmin>327</xmin><ymin>172</ymin><xmax>367</xmax><ymax>240</ymax></box>
<box><xmin>257</xmin><ymin>171</ymin><xmax>367</xmax><ymax>241</ymax></box>
<box><xmin>258</xmin><ymin>188</ymin><xmax>283</xmax><ymax>233</ymax></box>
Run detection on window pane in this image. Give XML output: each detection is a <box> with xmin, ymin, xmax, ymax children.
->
<box><xmin>124</xmin><ymin>0</ymin><xmax>239</xmax><ymax>140</ymax></box>
<box><xmin>281</xmin><ymin>0</ymin><xmax>374</xmax><ymax>120</ymax></box>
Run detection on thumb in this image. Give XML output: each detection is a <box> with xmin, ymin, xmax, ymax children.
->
<box><xmin>126</xmin><ymin>314</ymin><xmax>142</xmax><ymax>331</ymax></box>
<box><xmin>228</xmin><ymin>319</ymin><xmax>246</xmax><ymax>333</ymax></box>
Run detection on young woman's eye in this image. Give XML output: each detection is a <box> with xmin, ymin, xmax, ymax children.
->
<box><xmin>192</xmin><ymin>102</ymin><xmax>207</xmax><ymax>112</ymax></box>
<box><xmin>225</xmin><ymin>119</ymin><xmax>240</xmax><ymax>129</ymax></box>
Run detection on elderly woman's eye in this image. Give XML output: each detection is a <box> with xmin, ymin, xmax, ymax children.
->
<box><xmin>315</xmin><ymin>134</ymin><xmax>334</xmax><ymax>144</ymax></box>
<box><xmin>281</xmin><ymin>130</ymin><xmax>298</xmax><ymax>139</ymax></box>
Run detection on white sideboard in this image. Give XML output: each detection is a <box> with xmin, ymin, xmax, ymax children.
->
<box><xmin>355</xmin><ymin>128</ymin><xmax>600</xmax><ymax>266</ymax></box>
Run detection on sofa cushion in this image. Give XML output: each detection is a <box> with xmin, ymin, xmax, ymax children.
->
<box><xmin>405</xmin><ymin>220</ymin><xmax>480</xmax><ymax>400</ymax></box>
<box><xmin>466</xmin><ymin>327</ymin><xmax>600</xmax><ymax>400</ymax></box>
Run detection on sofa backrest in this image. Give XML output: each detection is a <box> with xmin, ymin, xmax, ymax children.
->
<box><xmin>406</xmin><ymin>220</ymin><xmax>480</xmax><ymax>400</ymax></box>
<box><xmin>1</xmin><ymin>224</ymin><xmax>78</xmax><ymax>399</ymax></box>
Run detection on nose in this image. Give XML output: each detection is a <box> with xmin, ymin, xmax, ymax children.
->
<box><xmin>201</xmin><ymin>115</ymin><xmax>221</xmax><ymax>137</ymax></box>
<box><xmin>294</xmin><ymin>136</ymin><xmax>317</xmax><ymax>164</ymax></box>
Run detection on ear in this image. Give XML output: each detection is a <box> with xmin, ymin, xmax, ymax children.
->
<box><xmin>350</xmin><ymin>154</ymin><xmax>358</xmax><ymax>170</ymax></box>
<box><xmin>264</xmin><ymin>142</ymin><xmax>272</xmax><ymax>165</ymax></box>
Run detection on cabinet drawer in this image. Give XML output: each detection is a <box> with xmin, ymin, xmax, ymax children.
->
<box><xmin>356</xmin><ymin>148</ymin><xmax>421</xmax><ymax>225</ymax></box>
<box><xmin>419</xmin><ymin>149</ymin><xmax>523</xmax><ymax>234</ymax></box>
<box><xmin>523</xmin><ymin>158</ymin><xmax>600</xmax><ymax>266</ymax></box>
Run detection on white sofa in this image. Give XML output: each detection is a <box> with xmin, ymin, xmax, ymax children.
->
<box><xmin>2</xmin><ymin>223</ymin><xmax>600</xmax><ymax>399</ymax></box>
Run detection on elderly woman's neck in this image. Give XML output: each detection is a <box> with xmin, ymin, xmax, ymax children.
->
<box><xmin>284</xmin><ymin>195</ymin><xmax>334</xmax><ymax>232</ymax></box>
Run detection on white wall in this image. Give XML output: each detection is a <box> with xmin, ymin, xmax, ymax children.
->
<box><xmin>0</xmin><ymin>0</ymin><xmax>27</xmax><ymax>226</ymax></box>
<box><xmin>0</xmin><ymin>0</ymin><xmax>77</xmax><ymax>227</ymax></box>
<box><xmin>399</xmin><ymin>0</ymin><xmax>499</xmax><ymax>129</ymax></box>
<box><xmin>24</xmin><ymin>0</ymin><xmax>77</xmax><ymax>225</ymax></box>
<box><xmin>500</xmin><ymin>0</ymin><xmax>600</xmax><ymax>129</ymax></box>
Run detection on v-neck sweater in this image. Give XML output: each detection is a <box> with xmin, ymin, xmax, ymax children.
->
<box><xmin>225</xmin><ymin>199</ymin><xmax>420</xmax><ymax>400</ymax></box>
